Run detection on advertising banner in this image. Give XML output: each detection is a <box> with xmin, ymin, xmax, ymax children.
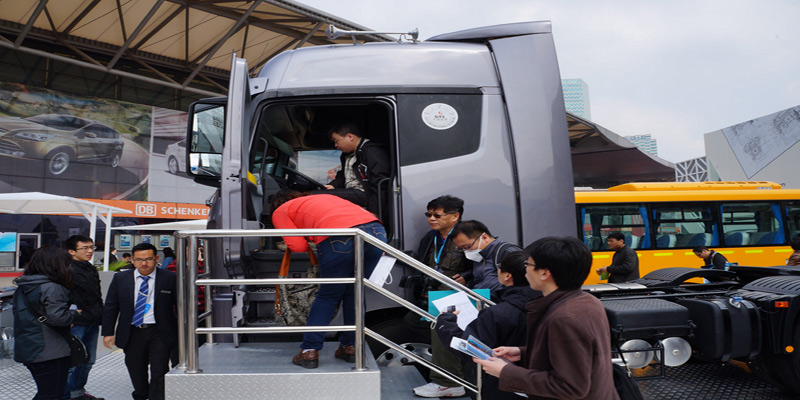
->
<box><xmin>0</xmin><ymin>82</ymin><xmax>214</xmax><ymax>205</ymax></box>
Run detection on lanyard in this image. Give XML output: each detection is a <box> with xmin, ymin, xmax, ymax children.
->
<box><xmin>433</xmin><ymin>227</ymin><xmax>454</xmax><ymax>267</ymax></box>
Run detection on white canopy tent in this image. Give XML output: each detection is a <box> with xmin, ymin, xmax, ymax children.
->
<box><xmin>0</xmin><ymin>192</ymin><xmax>131</xmax><ymax>271</ymax></box>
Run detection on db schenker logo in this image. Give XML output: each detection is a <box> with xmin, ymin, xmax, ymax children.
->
<box><xmin>136</xmin><ymin>203</ymin><xmax>157</xmax><ymax>216</ymax></box>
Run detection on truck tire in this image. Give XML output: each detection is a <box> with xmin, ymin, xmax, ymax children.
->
<box><xmin>756</xmin><ymin>319</ymin><xmax>800</xmax><ymax>393</ymax></box>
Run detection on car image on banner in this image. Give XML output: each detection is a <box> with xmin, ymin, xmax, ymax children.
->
<box><xmin>165</xmin><ymin>139</ymin><xmax>186</xmax><ymax>175</ymax></box>
<box><xmin>0</xmin><ymin>113</ymin><xmax>124</xmax><ymax>175</ymax></box>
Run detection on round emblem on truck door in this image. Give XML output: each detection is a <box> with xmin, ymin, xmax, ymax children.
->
<box><xmin>421</xmin><ymin>103</ymin><xmax>459</xmax><ymax>130</ymax></box>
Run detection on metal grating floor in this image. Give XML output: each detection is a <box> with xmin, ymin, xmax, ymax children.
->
<box><xmin>0</xmin><ymin>350</ymin><xmax>134</xmax><ymax>400</ymax></box>
<box><xmin>1</xmin><ymin>351</ymin><xmax>798</xmax><ymax>399</ymax></box>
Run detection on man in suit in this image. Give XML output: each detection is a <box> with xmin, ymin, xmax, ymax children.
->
<box><xmin>102</xmin><ymin>243</ymin><xmax>178</xmax><ymax>400</ymax></box>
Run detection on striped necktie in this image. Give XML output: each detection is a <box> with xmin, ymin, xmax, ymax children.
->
<box><xmin>132</xmin><ymin>275</ymin><xmax>150</xmax><ymax>327</ymax></box>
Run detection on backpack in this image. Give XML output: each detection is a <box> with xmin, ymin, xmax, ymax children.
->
<box><xmin>612</xmin><ymin>363</ymin><xmax>645</xmax><ymax>400</ymax></box>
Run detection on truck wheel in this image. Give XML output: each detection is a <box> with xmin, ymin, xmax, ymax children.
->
<box><xmin>756</xmin><ymin>319</ymin><xmax>800</xmax><ymax>393</ymax></box>
<box><xmin>46</xmin><ymin>149</ymin><xmax>72</xmax><ymax>175</ymax></box>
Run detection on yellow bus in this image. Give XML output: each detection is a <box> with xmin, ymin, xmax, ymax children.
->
<box><xmin>576</xmin><ymin>181</ymin><xmax>800</xmax><ymax>284</ymax></box>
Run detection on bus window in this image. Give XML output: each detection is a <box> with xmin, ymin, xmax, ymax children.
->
<box><xmin>579</xmin><ymin>204</ymin><xmax>647</xmax><ymax>251</ymax></box>
<box><xmin>652</xmin><ymin>205</ymin><xmax>717</xmax><ymax>249</ymax></box>
<box><xmin>786</xmin><ymin>201</ymin><xmax>800</xmax><ymax>240</ymax></box>
<box><xmin>720</xmin><ymin>202</ymin><xmax>784</xmax><ymax>246</ymax></box>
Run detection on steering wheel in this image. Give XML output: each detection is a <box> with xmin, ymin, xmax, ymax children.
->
<box><xmin>282</xmin><ymin>166</ymin><xmax>326</xmax><ymax>190</ymax></box>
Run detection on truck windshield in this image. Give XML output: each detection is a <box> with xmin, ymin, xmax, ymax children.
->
<box><xmin>294</xmin><ymin>149</ymin><xmax>341</xmax><ymax>184</ymax></box>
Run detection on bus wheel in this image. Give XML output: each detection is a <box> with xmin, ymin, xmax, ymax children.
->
<box><xmin>756</xmin><ymin>320</ymin><xmax>800</xmax><ymax>393</ymax></box>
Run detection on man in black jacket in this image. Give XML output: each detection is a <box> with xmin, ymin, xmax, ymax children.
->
<box><xmin>596</xmin><ymin>232</ymin><xmax>640</xmax><ymax>283</ymax></box>
<box><xmin>435</xmin><ymin>251</ymin><xmax>541</xmax><ymax>399</ymax></box>
<box><xmin>324</xmin><ymin>122</ymin><xmax>390</xmax><ymax>218</ymax></box>
<box><xmin>65</xmin><ymin>235</ymin><xmax>105</xmax><ymax>400</ymax></box>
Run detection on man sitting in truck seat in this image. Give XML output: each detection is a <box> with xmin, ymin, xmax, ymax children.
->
<box><xmin>270</xmin><ymin>189</ymin><xmax>386</xmax><ymax>369</ymax></box>
<box><xmin>596</xmin><ymin>232</ymin><xmax>640</xmax><ymax>283</ymax></box>
<box><xmin>474</xmin><ymin>237</ymin><xmax>619</xmax><ymax>400</ymax></box>
<box><xmin>434</xmin><ymin>251</ymin><xmax>541</xmax><ymax>400</ymax></box>
<box><xmin>409</xmin><ymin>195</ymin><xmax>472</xmax><ymax>398</ymax></box>
<box><xmin>693</xmin><ymin>245</ymin><xmax>730</xmax><ymax>269</ymax></box>
<box><xmin>452</xmin><ymin>220</ymin><xmax>522</xmax><ymax>294</ymax></box>
<box><xmin>323</xmin><ymin>122</ymin><xmax>390</xmax><ymax>218</ymax></box>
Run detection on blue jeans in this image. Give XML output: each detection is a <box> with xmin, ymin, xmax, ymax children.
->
<box><xmin>302</xmin><ymin>221</ymin><xmax>386</xmax><ymax>350</ymax></box>
<box><xmin>66</xmin><ymin>324</ymin><xmax>98</xmax><ymax>398</ymax></box>
<box><xmin>26</xmin><ymin>356</ymin><xmax>71</xmax><ymax>400</ymax></box>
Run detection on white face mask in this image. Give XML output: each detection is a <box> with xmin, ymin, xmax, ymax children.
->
<box><xmin>464</xmin><ymin>236</ymin><xmax>484</xmax><ymax>262</ymax></box>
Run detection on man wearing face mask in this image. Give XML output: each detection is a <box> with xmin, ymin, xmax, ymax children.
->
<box><xmin>452</xmin><ymin>220</ymin><xmax>522</xmax><ymax>294</ymax></box>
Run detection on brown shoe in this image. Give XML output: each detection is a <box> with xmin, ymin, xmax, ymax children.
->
<box><xmin>334</xmin><ymin>344</ymin><xmax>356</xmax><ymax>363</ymax></box>
<box><xmin>292</xmin><ymin>349</ymin><xmax>319</xmax><ymax>369</ymax></box>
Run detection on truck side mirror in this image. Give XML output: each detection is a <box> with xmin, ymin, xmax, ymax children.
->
<box><xmin>187</xmin><ymin>102</ymin><xmax>225</xmax><ymax>178</ymax></box>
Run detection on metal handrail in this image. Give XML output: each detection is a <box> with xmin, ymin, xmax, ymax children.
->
<box><xmin>175</xmin><ymin>228</ymin><xmax>491</xmax><ymax>394</ymax></box>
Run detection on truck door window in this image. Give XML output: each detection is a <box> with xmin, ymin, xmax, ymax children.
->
<box><xmin>397</xmin><ymin>94</ymin><xmax>481</xmax><ymax>166</ymax></box>
<box><xmin>787</xmin><ymin>201</ymin><xmax>800</xmax><ymax>240</ymax></box>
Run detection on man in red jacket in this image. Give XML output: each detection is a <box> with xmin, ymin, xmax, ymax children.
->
<box><xmin>474</xmin><ymin>237</ymin><xmax>619</xmax><ymax>400</ymax></box>
<box><xmin>270</xmin><ymin>189</ymin><xmax>386</xmax><ymax>369</ymax></box>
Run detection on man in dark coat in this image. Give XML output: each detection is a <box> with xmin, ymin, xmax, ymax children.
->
<box><xmin>65</xmin><ymin>235</ymin><xmax>105</xmax><ymax>400</ymax></box>
<box><xmin>435</xmin><ymin>251</ymin><xmax>541</xmax><ymax>400</ymax></box>
<box><xmin>324</xmin><ymin>122</ymin><xmax>390</xmax><ymax>218</ymax></box>
<box><xmin>475</xmin><ymin>236</ymin><xmax>619</xmax><ymax>400</ymax></box>
<box><xmin>102</xmin><ymin>243</ymin><xmax>178</xmax><ymax>400</ymax></box>
<box><xmin>596</xmin><ymin>232</ymin><xmax>639</xmax><ymax>283</ymax></box>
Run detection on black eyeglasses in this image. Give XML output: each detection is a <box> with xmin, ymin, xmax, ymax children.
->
<box><xmin>424</xmin><ymin>211</ymin><xmax>455</xmax><ymax>219</ymax></box>
<box><xmin>457</xmin><ymin>235</ymin><xmax>482</xmax><ymax>251</ymax></box>
<box><xmin>523</xmin><ymin>261</ymin><xmax>536</xmax><ymax>268</ymax></box>
<box><xmin>75</xmin><ymin>246</ymin><xmax>97</xmax><ymax>251</ymax></box>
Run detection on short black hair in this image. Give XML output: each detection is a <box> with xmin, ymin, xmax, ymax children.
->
<box><xmin>122</xmin><ymin>253</ymin><xmax>131</xmax><ymax>258</ymax></box>
<box><xmin>498</xmin><ymin>251</ymin><xmax>529</xmax><ymax>287</ymax></box>
<box><xmin>132</xmin><ymin>242</ymin><xmax>158</xmax><ymax>257</ymax></box>
<box><xmin>329</xmin><ymin>122</ymin><xmax>362</xmax><ymax>139</ymax></box>
<box><xmin>692</xmin><ymin>246</ymin><xmax>709</xmax><ymax>253</ymax></box>
<box><xmin>65</xmin><ymin>235</ymin><xmax>93</xmax><ymax>251</ymax></box>
<box><xmin>452</xmin><ymin>220</ymin><xmax>492</xmax><ymax>239</ymax></box>
<box><xmin>790</xmin><ymin>235</ymin><xmax>800</xmax><ymax>251</ymax></box>
<box><xmin>426</xmin><ymin>195</ymin><xmax>464</xmax><ymax>220</ymax></box>
<box><xmin>606</xmin><ymin>232</ymin><xmax>625</xmax><ymax>242</ymax></box>
<box><xmin>525</xmin><ymin>236</ymin><xmax>591</xmax><ymax>291</ymax></box>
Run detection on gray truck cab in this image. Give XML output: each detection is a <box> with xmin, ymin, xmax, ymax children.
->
<box><xmin>187</xmin><ymin>20</ymin><xmax>575</xmax><ymax>338</ymax></box>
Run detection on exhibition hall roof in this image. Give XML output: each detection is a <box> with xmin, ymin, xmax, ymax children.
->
<box><xmin>0</xmin><ymin>0</ymin><xmax>391</xmax><ymax>96</ymax></box>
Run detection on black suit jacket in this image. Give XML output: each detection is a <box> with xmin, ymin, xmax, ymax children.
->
<box><xmin>101</xmin><ymin>268</ymin><xmax>178</xmax><ymax>350</ymax></box>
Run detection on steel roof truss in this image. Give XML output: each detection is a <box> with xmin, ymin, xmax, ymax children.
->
<box><xmin>182</xmin><ymin>0</ymin><xmax>265</xmax><ymax>87</ymax></box>
<box><xmin>15</xmin><ymin>0</ymin><xmax>49</xmax><ymax>47</ymax></box>
<box><xmin>107</xmin><ymin>0</ymin><xmax>167</xmax><ymax>70</ymax></box>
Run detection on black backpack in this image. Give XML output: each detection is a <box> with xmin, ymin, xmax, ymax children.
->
<box><xmin>612</xmin><ymin>363</ymin><xmax>645</xmax><ymax>400</ymax></box>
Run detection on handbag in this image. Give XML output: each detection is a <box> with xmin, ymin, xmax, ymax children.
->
<box><xmin>275</xmin><ymin>248</ymin><xmax>321</xmax><ymax>326</ymax></box>
<box><xmin>66</xmin><ymin>334</ymin><xmax>90</xmax><ymax>367</ymax></box>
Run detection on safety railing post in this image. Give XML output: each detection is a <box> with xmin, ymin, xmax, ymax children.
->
<box><xmin>186</xmin><ymin>235</ymin><xmax>202</xmax><ymax>373</ymax></box>
<box><xmin>354</xmin><ymin>232</ymin><xmax>366</xmax><ymax>371</ymax></box>
<box><xmin>175</xmin><ymin>237</ymin><xmax>187</xmax><ymax>370</ymax></box>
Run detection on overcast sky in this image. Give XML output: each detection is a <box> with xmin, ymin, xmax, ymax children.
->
<box><xmin>300</xmin><ymin>0</ymin><xmax>799</xmax><ymax>163</ymax></box>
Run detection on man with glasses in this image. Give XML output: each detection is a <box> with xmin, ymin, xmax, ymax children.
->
<box><xmin>102</xmin><ymin>243</ymin><xmax>178</xmax><ymax>400</ymax></box>
<box><xmin>452</xmin><ymin>220</ymin><xmax>522</xmax><ymax>294</ymax></box>
<box><xmin>412</xmin><ymin>195</ymin><xmax>473</xmax><ymax>398</ymax></box>
<box><xmin>65</xmin><ymin>235</ymin><xmax>105</xmax><ymax>400</ymax></box>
